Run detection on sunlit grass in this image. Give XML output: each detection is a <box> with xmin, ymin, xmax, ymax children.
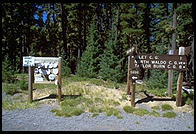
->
<box><xmin>162</xmin><ymin>111</ymin><xmax>177</xmax><ymax>118</ymax></box>
<box><xmin>2</xmin><ymin>98</ymin><xmax>38</xmax><ymax>110</ymax></box>
<box><xmin>161</xmin><ymin>104</ymin><xmax>173</xmax><ymax>111</ymax></box>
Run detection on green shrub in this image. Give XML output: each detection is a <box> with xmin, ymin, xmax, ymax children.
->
<box><xmin>2</xmin><ymin>83</ymin><xmax>19</xmax><ymax>95</ymax></box>
<box><xmin>161</xmin><ymin>104</ymin><xmax>173</xmax><ymax>111</ymax></box>
<box><xmin>145</xmin><ymin>70</ymin><xmax>178</xmax><ymax>93</ymax></box>
<box><xmin>123</xmin><ymin>105</ymin><xmax>135</xmax><ymax>113</ymax></box>
<box><xmin>62</xmin><ymin>59</ymin><xmax>71</xmax><ymax>77</ymax></box>
<box><xmin>162</xmin><ymin>111</ymin><xmax>177</xmax><ymax>118</ymax></box>
<box><xmin>182</xmin><ymin>92</ymin><xmax>194</xmax><ymax>106</ymax></box>
<box><xmin>17</xmin><ymin>75</ymin><xmax>28</xmax><ymax>90</ymax></box>
<box><xmin>2</xmin><ymin>56</ymin><xmax>16</xmax><ymax>83</ymax></box>
<box><xmin>98</xmin><ymin>24</ymin><xmax>125</xmax><ymax>83</ymax></box>
<box><xmin>76</xmin><ymin>18</ymin><xmax>102</xmax><ymax>78</ymax></box>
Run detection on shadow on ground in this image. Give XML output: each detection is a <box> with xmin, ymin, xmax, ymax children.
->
<box><xmin>135</xmin><ymin>91</ymin><xmax>178</xmax><ymax>104</ymax></box>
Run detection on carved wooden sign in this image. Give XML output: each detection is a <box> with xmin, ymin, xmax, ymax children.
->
<box><xmin>130</xmin><ymin>54</ymin><xmax>187</xmax><ymax>71</ymax></box>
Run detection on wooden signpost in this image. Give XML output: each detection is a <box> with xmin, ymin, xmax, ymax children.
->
<box><xmin>127</xmin><ymin>47</ymin><xmax>187</xmax><ymax>107</ymax></box>
<box><xmin>23</xmin><ymin>56</ymin><xmax>62</xmax><ymax>103</ymax></box>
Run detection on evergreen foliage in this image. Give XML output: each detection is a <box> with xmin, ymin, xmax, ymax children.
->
<box><xmin>76</xmin><ymin>17</ymin><xmax>102</xmax><ymax>78</ymax></box>
<box><xmin>2</xmin><ymin>55</ymin><xmax>16</xmax><ymax>83</ymax></box>
<box><xmin>99</xmin><ymin>24</ymin><xmax>125</xmax><ymax>82</ymax></box>
<box><xmin>2</xmin><ymin>3</ymin><xmax>193</xmax><ymax>85</ymax></box>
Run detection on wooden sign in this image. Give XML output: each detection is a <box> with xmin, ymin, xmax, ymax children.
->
<box><xmin>127</xmin><ymin>47</ymin><xmax>188</xmax><ymax>107</ymax></box>
<box><xmin>23</xmin><ymin>56</ymin><xmax>62</xmax><ymax>103</ymax></box>
<box><xmin>129</xmin><ymin>69</ymin><xmax>142</xmax><ymax>80</ymax></box>
<box><xmin>130</xmin><ymin>54</ymin><xmax>187</xmax><ymax>71</ymax></box>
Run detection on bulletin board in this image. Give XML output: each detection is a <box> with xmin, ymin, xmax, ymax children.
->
<box><xmin>33</xmin><ymin>57</ymin><xmax>60</xmax><ymax>84</ymax></box>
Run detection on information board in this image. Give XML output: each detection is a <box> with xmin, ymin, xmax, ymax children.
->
<box><xmin>33</xmin><ymin>57</ymin><xmax>59</xmax><ymax>84</ymax></box>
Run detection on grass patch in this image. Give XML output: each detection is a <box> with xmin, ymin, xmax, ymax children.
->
<box><xmin>51</xmin><ymin>93</ymin><xmax>123</xmax><ymax>119</ymax></box>
<box><xmin>162</xmin><ymin>111</ymin><xmax>177</xmax><ymax>118</ymax></box>
<box><xmin>146</xmin><ymin>88</ymin><xmax>167</xmax><ymax>97</ymax></box>
<box><xmin>2</xmin><ymin>98</ymin><xmax>38</xmax><ymax>110</ymax></box>
<box><xmin>151</xmin><ymin>106</ymin><xmax>160</xmax><ymax>110</ymax></box>
<box><xmin>92</xmin><ymin>113</ymin><xmax>99</xmax><ymax>117</ymax></box>
<box><xmin>122</xmin><ymin>94</ymin><xmax>127</xmax><ymax>101</ymax></box>
<box><xmin>34</xmin><ymin>83</ymin><xmax>57</xmax><ymax>90</ymax></box>
<box><xmin>123</xmin><ymin>105</ymin><xmax>135</xmax><ymax>113</ymax></box>
<box><xmin>133</xmin><ymin>108</ymin><xmax>150</xmax><ymax>116</ymax></box>
<box><xmin>51</xmin><ymin>107</ymin><xmax>84</xmax><ymax>117</ymax></box>
<box><xmin>136</xmin><ymin>121</ymin><xmax>140</xmax><ymax>124</ymax></box>
<box><xmin>51</xmin><ymin>96</ymin><xmax>86</xmax><ymax>117</ymax></box>
<box><xmin>113</xmin><ymin>101</ymin><xmax>120</xmax><ymax>106</ymax></box>
<box><xmin>161</xmin><ymin>104</ymin><xmax>173</xmax><ymax>111</ymax></box>
<box><xmin>104</xmin><ymin>107</ymin><xmax>122</xmax><ymax>119</ymax></box>
<box><xmin>149</xmin><ymin>110</ymin><xmax>160</xmax><ymax>117</ymax></box>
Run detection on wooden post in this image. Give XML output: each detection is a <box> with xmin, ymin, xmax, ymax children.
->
<box><xmin>127</xmin><ymin>56</ymin><xmax>131</xmax><ymax>95</ymax></box>
<box><xmin>58</xmin><ymin>57</ymin><xmax>62</xmax><ymax>103</ymax></box>
<box><xmin>176</xmin><ymin>47</ymin><xmax>185</xmax><ymax>107</ymax></box>
<box><xmin>168</xmin><ymin>50</ymin><xmax>174</xmax><ymax>97</ymax></box>
<box><xmin>131</xmin><ymin>80</ymin><xmax>136</xmax><ymax>107</ymax></box>
<box><xmin>28</xmin><ymin>66</ymin><xmax>33</xmax><ymax>102</ymax></box>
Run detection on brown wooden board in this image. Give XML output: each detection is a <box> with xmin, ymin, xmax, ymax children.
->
<box><xmin>130</xmin><ymin>54</ymin><xmax>187</xmax><ymax>71</ymax></box>
<box><xmin>129</xmin><ymin>69</ymin><xmax>143</xmax><ymax>80</ymax></box>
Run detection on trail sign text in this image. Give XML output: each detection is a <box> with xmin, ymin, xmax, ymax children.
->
<box><xmin>130</xmin><ymin>54</ymin><xmax>187</xmax><ymax>71</ymax></box>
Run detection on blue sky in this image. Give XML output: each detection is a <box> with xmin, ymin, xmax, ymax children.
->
<box><xmin>34</xmin><ymin>11</ymin><xmax>47</xmax><ymax>23</ymax></box>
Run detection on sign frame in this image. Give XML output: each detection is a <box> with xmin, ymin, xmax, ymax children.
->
<box><xmin>23</xmin><ymin>56</ymin><xmax>62</xmax><ymax>103</ymax></box>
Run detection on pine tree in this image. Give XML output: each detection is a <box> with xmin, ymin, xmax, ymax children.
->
<box><xmin>76</xmin><ymin>17</ymin><xmax>102</xmax><ymax>78</ymax></box>
<box><xmin>176</xmin><ymin>3</ymin><xmax>193</xmax><ymax>47</ymax></box>
<box><xmin>99</xmin><ymin>23</ymin><xmax>124</xmax><ymax>82</ymax></box>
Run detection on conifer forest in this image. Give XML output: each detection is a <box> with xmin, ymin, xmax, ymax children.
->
<box><xmin>2</xmin><ymin>3</ymin><xmax>194</xmax><ymax>85</ymax></box>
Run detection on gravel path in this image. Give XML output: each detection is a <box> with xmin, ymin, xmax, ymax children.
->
<box><xmin>2</xmin><ymin>103</ymin><xmax>194</xmax><ymax>131</ymax></box>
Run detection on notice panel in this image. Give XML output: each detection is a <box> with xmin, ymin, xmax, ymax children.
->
<box><xmin>130</xmin><ymin>54</ymin><xmax>187</xmax><ymax>71</ymax></box>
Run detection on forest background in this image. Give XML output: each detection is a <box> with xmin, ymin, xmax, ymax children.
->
<box><xmin>2</xmin><ymin>3</ymin><xmax>194</xmax><ymax>89</ymax></box>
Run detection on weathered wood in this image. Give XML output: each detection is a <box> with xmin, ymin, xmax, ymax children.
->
<box><xmin>28</xmin><ymin>66</ymin><xmax>33</xmax><ymax>102</ymax></box>
<box><xmin>130</xmin><ymin>54</ymin><xmax>187</xmax><ymax>71</ymax></box>
<box><xmin>176</xmin><ymin>47</ymin><xmax>185</xmax><ymax>107</ymax></box>
<box><xmin>192</xmin><ymin>38</ymin><xmax>194</xmax><ymax>74</ymax></box>
<box><xmin>176</xmin><ymin>72</ymin><xmax>183</xmax><ymax>106</ymax></box>
<box><xmin>127</xmin><ymin>56</ymin><xmax>131</xmax><ymax>95</ymax></box>
<box><xmin>131</xmin><ymin>80</ymin><xmax>136</xmax><ymax>107</ymax></box>
<box><xmin>168</xmin><ymin>70</ymin><xmax>173</xmax><ymax>97</ymax></box>
<box><xmin>57</xmin><ymin>57</ymin><xmax>62</xmax><ymax>103</ymax></box>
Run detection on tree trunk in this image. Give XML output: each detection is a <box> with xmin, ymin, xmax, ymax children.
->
<box><xmin>144</xmin><ymin>3</ymin><xmax>151</xmax><ymax>79</ymax></box>
<box><xmin>168</xmin><ymin>3</ymin><xmax>177</xmax><ymax>97</ymax></box>
<box><xmin>78</xmin><ymin>3</ymin><xmax>82</xmax><ymax>60</ymax></box>
<box><xmin>61</xmin><ymin>3</ymin><xmax>67</xmax><ymax>59</ymax></box>
<box><xmin>172</xmin><ymin>3</ymin><xmax>177</xmax><ymax>51</ymax></box>
<box><xmin>83</xmin><ymin>4</ymin><xmax>87</xmax><ymax>51</ymax></box>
